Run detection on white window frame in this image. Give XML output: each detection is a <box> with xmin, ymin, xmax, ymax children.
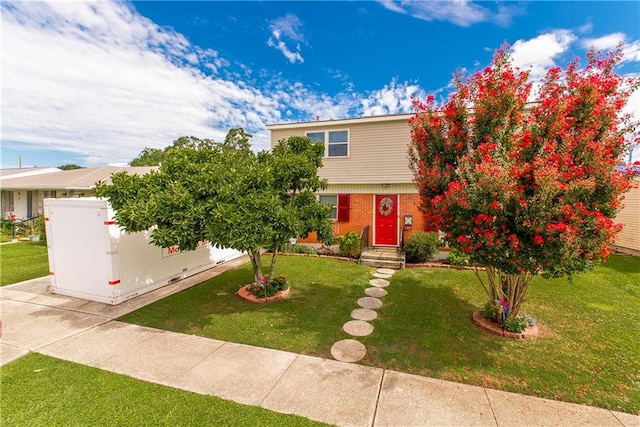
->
<box><xmin>319</xmin><ymin>194</ymin><xmax>338</xmax><ymax>220</ymax></box>
<box><xmin>306</xmin><ymin>129</ymin><xmax>349</xmax><ymax>158</ymax></box>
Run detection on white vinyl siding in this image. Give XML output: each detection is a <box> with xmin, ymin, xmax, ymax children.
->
<box><xmin>271</xmin><ymin>117</ymin><xmax>412</xmax><ymax>184</ymax></box>
<box><xmin>613</xmin><ymin>177</ymin><xmax>640</xmax><ymax>254</ymax></box>
<box><xmin>317</xmin><ymin>183</ymin><xmax>417</xmax><ymax>194</ymax></box>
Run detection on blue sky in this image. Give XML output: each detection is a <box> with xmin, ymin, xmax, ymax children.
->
<box><xmin>2</xmin><ymin>1</ymin><xmax>639</xmax><ymax>168</ymax></box>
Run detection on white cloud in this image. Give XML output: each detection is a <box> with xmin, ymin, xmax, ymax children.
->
<box><xmin>577</xmin><ymin>22</ymin><xmax>593</xmax><ymax>35</ymax></box>
<box><xmin>361</xmin><ymin>79</ymin><xmax>424</xmax><ymax>116</ymax></box>
<box><xmin>377</xmin><ymin>0</ymin><xmax>406</xmax><ymax>15</ymax></box>
<box><xmin>267</xmin><ymin>14</ymin><xmax>305</xmax><ymax>64</ymax></box>
<box><xmin>0</xmin><ymin>1</ymin><xmax>290</xmax><ymax>163</ymax></box>
<box><xmin>1</xmin><ymin>1</ymin><xmax>428</xmax><ymax>164</ymax></box>
<box><xmin>511</xmin><ymin>30</ymin><xmax>577</xmax><ymax>79</ymax></box>
<box><xmin>271</xmin><ymin>14</ymin><xmax>304</xmax><ymax>41</ymax></box>
<box><xmin>581</xmin><ymin>33</ymin><xmax>640</xmax><ymax>63</ymax></box>
<box><xmin>582</xmin><ymin>32</ymin><xmax>626</xmax><ymax>51</ymax></box>
<box><xmin>267</xmin><ymin>37</ymin><xmax>304</xmax><ymax>64</ymax></box>
<box><xmin>378</xmin><ymin>0</ymin><xmax>519</xmax><ymax>27</ymax></box>
<box><xmin>622</xmin><ymin>41</ymin><xmax>640</xmax><ymax>62</ymax></box>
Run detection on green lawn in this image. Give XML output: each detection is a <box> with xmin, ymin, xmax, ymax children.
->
<box><xmin>1</xmin><ymin>353</ymin><xmax>327</xmax><ymax>426</ymax></box>
<box><xmin>0</xmin><ymin>241</ymin><xmax>49</xmax><ymax>286</ymax></box>
<box><xmin>121</xmin><ymin>256</ymin><xmax>370</xmax><ymax>358</ymax></box>
<box><xmin>2</xmin><ymin>243</ymin><xmax>638</xmax><ymax>414</ymax></box>
<box><xmin>121</xmin><ymin>254</ymin><xmax>640</xmax><ymax>414</ymax></box>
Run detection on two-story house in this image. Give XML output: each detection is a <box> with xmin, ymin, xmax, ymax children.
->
<box><xmin>268</xmin><ymin>114</ymin><xmax>640</xmax><ymax>260</ymax></box>
<box><xmin>267</xmin><ymin>114</ymin><xmax>425</xmax><ymax>250</ymax></box>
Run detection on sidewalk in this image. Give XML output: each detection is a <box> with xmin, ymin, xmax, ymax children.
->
<box><xmin>1</xmin><ymin>261</ymin><xmax>638</xmax><ymax>427</ymax></box>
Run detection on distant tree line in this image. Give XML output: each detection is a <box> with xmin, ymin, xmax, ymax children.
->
<box><xmin>129</xmin><ymin>128</ymin><xmax>252</xmax><ymax>166</ymax></box>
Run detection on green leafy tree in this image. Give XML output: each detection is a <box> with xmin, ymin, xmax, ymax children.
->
<box><xmin>129</xmin><ymin>130</ymin><xmax>249</xmax><ymax>166</ymax></box>
<box><xmin>129</xmin><ymin>147</ymin><xmax>164</xmax><ymax>166</ymax></box>
<box><xmin>170</xmin><ymin>136</ymin><xmax>217</xmax><ymax>150</ymax></box>
<box><xmin>58</xmin><ymin>164</ymin><xmax>84</xmax><ymax>170</ymax></box>
<box><xmin>409</xmin><ymin>46</ymin><xmax>638</xmax><ymax>324</ymax></box>
<box><xmin>97</xmin><ymin>135</ymin><xmax>332</xmax><ymax>286</ymax></box>
<box><xmin>223</xmin><ymin>127</ymin><xmax>253</xmax><ymax>151</ymax></box>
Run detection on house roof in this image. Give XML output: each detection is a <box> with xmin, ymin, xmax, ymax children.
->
<box><xmin>0</xmin><ymin>167</ymin><xmax>61</xmax><ymax>180</ymax></box>
<box><xmin>266</xmin><ymin>103</ymin><xmax>543</xmax><ymax>131</ymax></box>
<box><xmin>266</xmin><ymin>113</ymin><xmax>414</xmax><ymax>130</ymax></box>
<box><xmin>0</xmin><ymin>166</ymin><xmax>156</xmax><ymax>190</ymax></box>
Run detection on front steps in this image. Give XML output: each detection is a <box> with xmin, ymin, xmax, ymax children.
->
<box><xmin>359</xmin><ymin>247</ymin><xmax>405</xmax><ymax>269</ymax></box>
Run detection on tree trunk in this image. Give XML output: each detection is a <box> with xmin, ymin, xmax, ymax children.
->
<box><xmin>247</xmin><ymin>248</ymin><xmax>263</xmax><ymax>286</ymax></box>
<box><xmin>268</xmin><ymin>238</ymin><xmax>280</xmax><ymax>282</ymax></box>
<box><xmin>474</xmin><ymin>266</ymin><xmax>533</xmax><ymax>323</ymax></box>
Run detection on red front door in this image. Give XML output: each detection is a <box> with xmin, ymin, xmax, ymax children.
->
<box><xmin>375</xmin><ymin>195</ymin><xmax>398</xmax><ymax>246</ymax></box>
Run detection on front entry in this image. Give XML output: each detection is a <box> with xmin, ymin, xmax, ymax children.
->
<box><xmin>374</xmin><ymin>195</ymin><xmax>398</xmax><ymax>246</ymax></box>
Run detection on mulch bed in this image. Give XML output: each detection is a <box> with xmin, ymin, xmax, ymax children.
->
<box><xmin>236</xmin><ymin>284</ymin><xmax>291</xmax><ymax>304</ymax></box>
<box><xmin>471</xmin><ymin>310</ymin><xmax>539</xmax><ymax>339</ymax></box>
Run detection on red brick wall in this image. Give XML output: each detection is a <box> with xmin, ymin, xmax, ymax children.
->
<box><xmin>298</xmin><ymin>193</ymin><xmax>427</xmax><ymax>245</ymax></box>
<box><xmin>400</xmin><ymin>193</ymin><xmax>427</xmax><ymax>239</ymax></box>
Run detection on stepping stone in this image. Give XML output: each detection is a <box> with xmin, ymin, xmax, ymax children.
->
<box><xmin>351</xmin><ymin>308</ymin><xmax>378</xmax><ymax>321</ymax></box>
<box><xmin>343</xmin><ymin>320</ymin><xmax>374</xmax><ymax>336</ymax></box>
<box><xmin>358</xmin><ymin>296</ymin><xmax>383</xmax><ymax>309</ymax></box>
<box><xmin>377</xmin><ymin>268</ymin><xmax>396</xmax><ymax>275</ymax></box>
<box><xmin>369</xmin><ymin>279</ymin><xmax>390</xmax><ymax>288</ymax></box>
<box><xmin>365</xmin><ymin>287</ymin><xmax>387</xmax><ymax>298</ymax></box>
<box><xmin>372</xmin><ymin>272</ymin><xmax>393</xmax><ymax>279</ymax></box>
<box><xmin>331</xmin><ymin>339</ymin><xmax>367</xmax><ymax>363</ymax></box>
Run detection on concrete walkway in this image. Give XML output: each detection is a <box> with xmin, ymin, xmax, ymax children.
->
<box><xmin>1</xmin><ymin>261</ymin><xmax>638</xmax><ymax>427</ymax></box>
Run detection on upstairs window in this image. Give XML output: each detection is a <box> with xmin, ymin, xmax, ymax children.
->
<box><xmin>307</xmin><ymin>132</ymin><xmax>325</xmax><ymax>145</ymax></box>
<box><xmin>306</xmin><ymin>130</ymin><xmax>349</xmax><ymax>157</ymax></box>
<box><xmin>328</xmin><ymin>130</ymin><xmax>348</xmax><ymax>157</ymax></box>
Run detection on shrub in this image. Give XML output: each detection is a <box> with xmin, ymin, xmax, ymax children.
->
<box><xmin>503</xmin><ymin>316</ymin><xmax>528</xmax><ymax>333</ymax></box>
<box><xmin>269</xmin><ymin>275</ymin><xmax>289</xmax><ymax>291</ymax></box>
<box><xmin>38</xmin><ymin>216</ymin><xmax>47</xmax><ymax>244</ymax></box>
<box><xmin>448</xmin><ymin>248</ymin><xmax>471</xmax><ymax>266</ymax></box>
<box><xmin>404</xmin><ymin>231</ymin><xmax>440</xmax><ymax>263</ymax></box>
<box><xmin>251</xmin><ymin>276</ymin><xmax>289</xmax><ymax>298</ymax></box>
<box><xmin>315</xmin><ymin>245</ymin><xmax>333</xmax><ymax>256</ymax></box>
<box><xmin>282</xmin><ymin>244</ymin><xmax>314</xmax><ymax>254</ymax></box>
<box><xmin>0</xmin><ymin>219</ymin><xmax>14</xmax><ymax>241</ymax></box>
<box><xmin>338</xmin><ymin>231</ymin><xmax>361</xmax><ymax>258</ymax></box>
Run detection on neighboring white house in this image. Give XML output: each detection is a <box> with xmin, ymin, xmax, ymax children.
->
<box><xmin>0</xmin><ymin>167</ymin><xmax>61</xmax><ymax>180</ymax></box>
<box><xmin>0</xmin><ymin>166</ymin><xmax>155</xmax><ymax>220</ymax></box>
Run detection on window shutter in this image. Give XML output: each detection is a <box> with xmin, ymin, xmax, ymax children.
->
<box><xmin>337</xmin><ymin>194</ymin><xmax>350</xmax><ymax>222</ymax></box>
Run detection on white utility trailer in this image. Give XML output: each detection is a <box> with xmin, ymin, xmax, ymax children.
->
<box><xmin>43</xmin><ymin>197</ymin><xmax>243</xmax><ymax>305</ymax></box>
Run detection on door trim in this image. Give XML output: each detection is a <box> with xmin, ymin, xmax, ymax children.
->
<box><xmin>372</xmin><ymin>194</ymin><xmax>399</xmax><ymax>246</ymax></box>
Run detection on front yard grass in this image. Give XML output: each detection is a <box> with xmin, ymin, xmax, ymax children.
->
<box><xmin>121</xmin><ymin>256</ymin><xmax>370</xmax><ymax>358</ymax></box>
<box><xmin>1</xmin><ymin>353</ymin><xmax>327</xmax><ymax>426</ymax></box>
<box><xmin>0</xmin><ymin>241</ymin><xmax>49</xmax><ymax>286</ymax></box>
<box><xmin>120</xmin><ymin>254</ymin><xmax>640</xmax><ymax>414</ymax></box>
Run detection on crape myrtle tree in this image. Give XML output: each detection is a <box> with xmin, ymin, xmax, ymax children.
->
<box><xmin>409</xmin><ymin>45</ymin><xmax>639</xmax><ymax>324</ymax></box>
<box><xmin>96</xmin><ymin>134</ymin><xmax>333</xmax><ymax>287</ymax></box>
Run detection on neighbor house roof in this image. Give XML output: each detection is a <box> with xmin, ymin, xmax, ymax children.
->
<box><xmin>0</xmin><ymin>166</ymin><xmax>156</xmax><ymax>190</ymax></box>
<box><xmin>0</xmin><ymin>167</ymin><xmax>62</xmax><ymax>180</ymax></box>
